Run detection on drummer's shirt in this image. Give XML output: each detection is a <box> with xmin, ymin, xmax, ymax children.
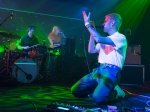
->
<box><xmin>19</xmin><ymin>34</ymin><xmax>39</xmax><ymax>47</ymax></box>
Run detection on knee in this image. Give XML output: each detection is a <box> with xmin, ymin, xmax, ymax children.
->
<box><xmin>71</xmin><ymin>87</ymin><xmax>88</xmax><ymax>98</ymax></box>
<box><xmin>71</xmin><ymin>86</ymin><xmax>76</xmax><ymax>94</ymax></box>
<box><xmin>71</xmin><ymin>89</ymin><xmax>81</xmax><ymax>97</ymax></box>
<box><xmin>71</xmin><ymin>86</ymin><xmax>78</xmax><ymax>97</ymax></box>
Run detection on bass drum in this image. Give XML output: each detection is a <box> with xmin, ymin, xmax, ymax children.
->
<box><xmin>12</xmin><ymin>58</ymin><xmax>38</xmax><ymax>83</ymax></box>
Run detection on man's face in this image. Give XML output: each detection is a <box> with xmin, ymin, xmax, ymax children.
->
<box><xmin>29</xmin><ymin>28</ymin><xmax>34</xmax><ymax>35</ymax></box>
<box><xmin>55</xmin><ymin>27</ymin><xmax>61</xmax><ymax>34</ymax></box>
<box><xmin>102</xmin><ymin>16</ymin><xmax>112</xmax><ymax>33</ymax></box>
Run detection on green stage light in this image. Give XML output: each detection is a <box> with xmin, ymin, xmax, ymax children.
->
<box><xmin>113</xmin><ymin>0</ymin><xmax>150</xmax><ymax>34</ymax></box>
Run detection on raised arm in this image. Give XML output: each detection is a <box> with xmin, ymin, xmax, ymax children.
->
<box><xmin>88</xmin><ymin>35</ymin><xmax>99</xmax><ymax>53</ymax></box>
<box><xmin>82</xmin><ymin>11</ymin><xmax>115</xmax><ymax>46</ymax></box>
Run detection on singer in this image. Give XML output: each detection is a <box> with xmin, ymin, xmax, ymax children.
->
<box><xmin>71</xmin><ymin>12</ymin><xmax>127</xmax><ymax>105</ymax></box>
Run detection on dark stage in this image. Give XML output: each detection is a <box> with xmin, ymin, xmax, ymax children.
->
<box><xmin>0</xmin><ymin>39</ymin><xmax>149</xmax><ymax>112</ymax></box>
<box><xmin>0</xmin><ymin>72</ymin><xmax>150</xmax><ymax>112</ymax></box>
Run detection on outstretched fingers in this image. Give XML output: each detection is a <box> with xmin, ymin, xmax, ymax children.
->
<box><xmin>82</xmin><ymin>11</ymin><xmax>91</xmax><ymax>23</ymax></box>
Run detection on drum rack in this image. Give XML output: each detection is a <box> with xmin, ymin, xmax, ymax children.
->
<box><xmin>0</xmin><ymin>39</ymin><xmax>12</xmax><ymax>79</ymax></box>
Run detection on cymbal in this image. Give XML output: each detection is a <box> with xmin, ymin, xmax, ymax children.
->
<box><xmin>0</xmin><ymin>31</ymin><xmax>20</xmax><ymax>38</ymax></box>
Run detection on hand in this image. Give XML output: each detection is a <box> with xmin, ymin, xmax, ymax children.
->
<box><xmin>90</xmin><ymin>21</ymin><xmax>96</xmax><ymax>29</ymax></box>
<box><xmin>82</xmin><ymin>11</ymin><xmax>91</xmax><ymax>24</ymax></box>
<box><xmin>23</xmin><ymin>46</ymin><xmax>30</xmax><ymax>49</ymax></box>
<box><xmin>53</xmin><ymin>43</ymin><xmax>60</xmax><ymax>48</ymax></box>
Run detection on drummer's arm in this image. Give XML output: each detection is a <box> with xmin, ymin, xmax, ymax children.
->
<box><xmin>19</xmin><ymin>45</ymin><xmax>30</xmax><ymax>49</ymax></box>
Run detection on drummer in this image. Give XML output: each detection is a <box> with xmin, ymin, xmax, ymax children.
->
<box><xmin>18</xmin><ymin>25</ymin><xmax>39</xmax><ymax>57</ymax></box>
<box><xmin>19</xmin><ymin>26</ymin><xmax>39</xmax><ymax>49</ymax></box>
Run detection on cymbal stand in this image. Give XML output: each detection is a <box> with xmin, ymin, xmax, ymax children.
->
<box><xmin>6</xmin><ymin>39</ymin><xmax>11</xmax><ymax>78</ymax></box>
<box><xmin>0</xmin><ymin>39</ymin><xmax>11</xmax><ymax>79</ymax></box>
<box><xmin>0</xmin><ymin>12</ymin><xmax>13</xmax><ymax>79</ymax></box>
<box><xmin>0</xmin><ymin>12</ymin><xmax>13</xmax><ymax>26</ymax></box>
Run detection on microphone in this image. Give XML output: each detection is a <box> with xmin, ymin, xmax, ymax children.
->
<box><xmin>10</xmin><ymin>12</ymin><xmax>13</xmax><ymax>19</ymax></box>
<box><xmin>95</xmin><ymin>25</ymin><xmax>104</xmax><ymax>29</ymax></box>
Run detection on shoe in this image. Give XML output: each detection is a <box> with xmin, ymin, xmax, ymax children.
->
<box><xmin>114</xmin><ymin>85</ymin><xmax>125</xmax><ymax>99</ymax></box>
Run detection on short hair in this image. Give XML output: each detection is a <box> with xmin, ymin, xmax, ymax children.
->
<box><xmin>106</xmin><ymin>13</ymin><xmax>122</xmax><ymax>30</ymax></box>
<box><xmin>27</xmin><ymin>26</ymin><xmax>35</xmax><ymax>31</ymax></box>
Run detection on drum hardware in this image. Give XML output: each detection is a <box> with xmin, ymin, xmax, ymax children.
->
<box><xmin>0</xmin><ymin>39</ymin><xmax>15</xmax><ymax>78</ymax></box>
<box><xmin>25</xmin><ymin>44</ymin><xmax>47</xmax><ymax>58</ymax></box>
<box><xmin>28</xmin><ymin>50</ymin><xmax>37</xmax><ymax>58</ymax></box>
<box><xmin>0</xmin><ymin>32</ymin><xmax>20</xmax><ymax>78</ymax></box>
<box><xmin>0</xmin><ymin>12</ymin><xmax>13</xmax><ymax>27</ymax></box>
<box><xmin>4</xmin><ymin>39</ymin><xmax>11</xmax><ymax>77</ymax></box>
<box><xmin>0</xmin><ymin>12</ymin><xmax>18</xmax><ymax>74</ymax></box>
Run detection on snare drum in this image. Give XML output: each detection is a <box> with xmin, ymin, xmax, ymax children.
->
<box><xmin>32</xmin><ymin>45</ymin><xmax>47</xmax><ymax>57</ymax></box>
<box><xmin>12</xmin><ymin>58</ymin><xmax>38</xmax><ymax>83</ymax></box>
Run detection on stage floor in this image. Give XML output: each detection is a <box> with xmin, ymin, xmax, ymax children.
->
<box><xmin>0</xmin><ymin>76</ymin><xmax>150</xmax><ymax>112</ymax></box>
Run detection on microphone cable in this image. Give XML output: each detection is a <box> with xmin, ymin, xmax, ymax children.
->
<box><xmin>82</xmin><ymin>24</ymin><xmax>104</xmax><ymax>73</ymax></box>
<box><xmin>82</xmin><ymin>29</ymin><xmax>91</xmax><ymax>73</ymax></box>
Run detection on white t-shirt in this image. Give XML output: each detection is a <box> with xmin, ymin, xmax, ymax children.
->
<box><xmin>95</xmin><ymin>32</ymin><xmax>127</xmax><ymax>69</ymax></box>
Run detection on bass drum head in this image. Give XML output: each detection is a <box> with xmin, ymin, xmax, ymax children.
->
<box><xmin>12</xmin><ymin>58</ymin><xmax>38</xmax><ymax>83</ymax></box>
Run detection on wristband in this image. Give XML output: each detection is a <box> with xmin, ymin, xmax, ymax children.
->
<box><xmin>85</xmin><ymin>22</ymin><xmax>90</xmax><ymax>27</ymax></box>
<box><xmin>86</xmin><ymin>24</ymin><xmax>92</xmax><ymax>29</ymax></box>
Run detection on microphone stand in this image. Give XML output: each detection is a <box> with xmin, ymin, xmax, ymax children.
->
<box><xmin>0</xmin><ymin>13</ymin><xmax>12</xmax><ymax>26</ymax></box>
<box><xmin>0</xmin><ymin>13</ymin><xmax>12</xmax><ymax>78</ymax></box>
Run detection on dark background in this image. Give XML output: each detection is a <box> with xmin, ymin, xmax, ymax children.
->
<box><xmin>0</xmin><ymin>0</ymin><xmax>150</xmax><ymax>81</ymax></box>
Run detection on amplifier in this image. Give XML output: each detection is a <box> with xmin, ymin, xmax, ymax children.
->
<box><xmin>120</xmin><ymin>65</ymin><xmax>145</xmax><ymax>86</ymax></box>
<box><xmin>125</xmin><ymin>45</ymin><xmax>141</xmax><ymax>65</ymax></box>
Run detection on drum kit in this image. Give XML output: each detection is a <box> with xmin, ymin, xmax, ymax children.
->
<box><xmin>0</xmin><ymin>32</ymin><xmax>55</xmax><ymax>83</ymax></box>
<box><xmin>11</xmin><ymin>45</ymin><xmax>48</xmax><ymax>83</ymax></box>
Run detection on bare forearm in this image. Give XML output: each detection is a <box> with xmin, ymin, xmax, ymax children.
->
<box><xmin>88</xmin><ymin>35</ymin><xmax>98</xmax><ymax>53</ymax></box>
<box><xmin>86</xmin><ymin>24</ymin><xmax>102</xmax><ymax>43</ymax></box>
<box><xmin>82</xmin><ymin>11</ymin><xmax>115</xmax><ymax>45</ymax></box>
<box><xmin>86</xmin><ymin>24</ymin><xmax>115</xmax><ymax>45</ymax></box>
